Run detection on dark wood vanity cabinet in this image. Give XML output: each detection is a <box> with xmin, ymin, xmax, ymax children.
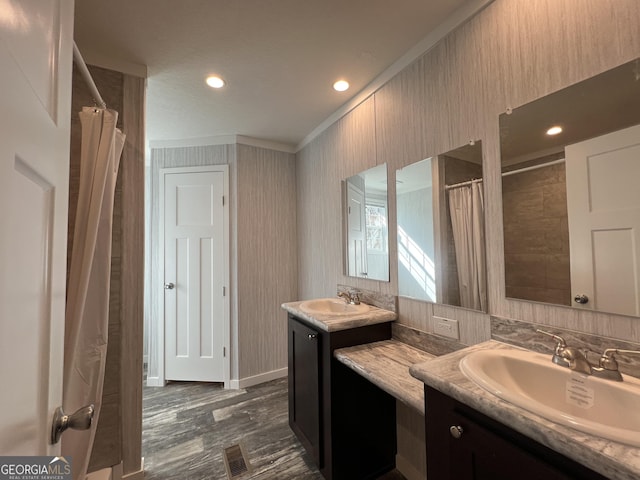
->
<box><xmin>424</xmin><ymin>386</ymin><xmax>607</xmax><ymax>480</ymax></box>
<box><xmin>288</xmin><ymin>315</ymin><xmax>322</xmax><ymax>465</ymax></box>
<box><xmin>288</xmin><ymin>314</ymin><xmax>396</xmax><ymax>480</ymax></box>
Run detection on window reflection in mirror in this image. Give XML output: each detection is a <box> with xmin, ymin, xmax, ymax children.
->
<box><xmin>396</xmin><ymin>158</ymin><xmax>436</xmax><ymax>301</ymax></box>
<box><xmin>396</xmin><ymin>142</ymin><xmax>486</xmax><ymax>311</ymax></box>
<box><xmin>344</xmin><ymin>164</ymin><xmax>389</xmax><ymax>281</ymax></box>
<box><xmin>500</xmin><ymin>57</ymin><xmax>640</xmax><ymax>317</ymax></box>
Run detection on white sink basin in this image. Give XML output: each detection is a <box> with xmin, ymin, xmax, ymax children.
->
<box><xmin>460</xmin><ymin>348</ymin><xmax>640</xmax><ymax>447</ymax></box>
<box><xmin>299</xmin><ymin>298</ymin><xmax>370</xmax><ymax>316</ymax></box>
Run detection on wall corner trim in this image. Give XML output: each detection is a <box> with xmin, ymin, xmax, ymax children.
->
<box><xmin>148</xmin><ymin>135</ymin><xmax>296</xmax><ymax>153</ymax></box>
<box><xmin>295</xmin><ymin>0</ymin><xmax>494</xmax><ymax>152</ymax></box>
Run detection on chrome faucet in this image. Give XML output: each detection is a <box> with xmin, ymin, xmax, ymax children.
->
<box><xmin>337</xmin><ymin>290</ymin><xmax>360</xmax><ymax>305</ymax></box>
<box><xmin>558</xmin><ymin>346</ymin><xmax>593</xmax><ymax>375</ymax></box>
<box><xmin>537</xmin><ymin>329</ymin><xmax>640</xmax><ymax>381</ymax></box>
<box><xmin>537</xmin><ymin>329</ymin><xmax>592</xmax><ymax>375</ymax></box>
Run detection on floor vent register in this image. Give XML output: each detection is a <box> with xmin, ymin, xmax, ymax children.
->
<box><xmin>223</xmin><ymin>443</ymin><xmax>253</xmax><ymax>479</ymax></box>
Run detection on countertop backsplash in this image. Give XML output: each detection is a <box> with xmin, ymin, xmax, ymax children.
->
<box><xmin>392</xmin><ymin>323</ymin><xmax>466</xmax><ymax>357</ymax></box>
<box><xmin>337</xmin><ymin>284</ymin><xmax>397</xmax><ymax>313</ymax></box>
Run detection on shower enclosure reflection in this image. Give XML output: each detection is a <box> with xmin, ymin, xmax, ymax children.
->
<box><xmin>396</xmin><ymin>142</ymin><xmax>486</xmax><ymax>311</ymax></box>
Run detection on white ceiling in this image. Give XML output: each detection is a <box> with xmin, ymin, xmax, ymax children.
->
<box><xmin>73</xmin><ymin>0</ymin><xmax>488</xmax><ymax>150</ymax></box>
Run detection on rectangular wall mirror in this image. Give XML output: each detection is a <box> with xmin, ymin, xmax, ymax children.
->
<box><xmin>344</xmin><ymin>163</ymin><xmax>389</xmax><ymax>281</ymax></box>
<box><xmin>396</xmin><ymin>141</ymin><xmax>486</xmax><ymax>311</ymax></box>
<box><xmin>500</xmin><ymin>57</ymin><xmax>640</xmax><ymax>317</ymax></box>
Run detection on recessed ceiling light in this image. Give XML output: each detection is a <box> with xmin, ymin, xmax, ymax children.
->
<box><xmin>333</xmin><ymin>80</ymin><xmax>349</xmax><ymax>92</ymax></box>
<box><xmin>206</xmin><ymin>76</ymin><xmax>225</xmax><ymax>89</ymax></box>
<box><xmin>546</xmin><ymin>125</ymin><xmax>563</xmax><ymax>136</ymax></box>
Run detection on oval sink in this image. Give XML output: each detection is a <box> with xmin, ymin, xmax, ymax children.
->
<box><xmin>460</xmin><ymin>348</ymin><xmax>640</xmax><ymax>447</ymax></box>
<box><xmin>299</xmin><ymin>298</ymin><xmax>370</xmax><ymax>316</ymax></box>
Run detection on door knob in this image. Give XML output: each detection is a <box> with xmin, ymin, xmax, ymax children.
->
<box><xmin>308</xmin><ymin>333</ymin><xmax>318</xmax><ymax>340</ymax></box>
<box><xmin>51</xmin><ymin>404</ymin><xmax>95</xmax><ymax>444</ymax></box>
<box><xmin>574</xmin><ymin>294</ymin><xmax>589</xmax><ymax>304</ymax></box>
<box><xmin>164</xmin><ymin>282</ymin><xmax>175</xmax><ymax>290</ymax></box>
<box><xmin>449</xmin><ymin>425</ymin><xmax>464</xmax><ymax>439</ymax></box>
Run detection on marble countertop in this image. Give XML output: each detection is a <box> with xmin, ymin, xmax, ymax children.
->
<box><xmin>281</xmin><ymin>300</ymin><xmax>397</xmax><ymax>332</ymax></box>
<box><xmin>334</xmin><ymin>340</ymin><xmax>434</xmax><ymax>414</ymax></box>
<box><xmin>409</xmin><ymin>340</ymin><xmax>640</xmax><ymax>480</ymax></box>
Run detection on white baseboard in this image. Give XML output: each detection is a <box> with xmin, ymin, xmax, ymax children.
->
<box><xmin>229</xmin><ymin>367</ymin><xmax>288</xmax><ymax>389</ymax></box>
<box><xmin>145</xmin><ymin>376</ymin><xmax>165</xmax><ymax>387</ymax></box>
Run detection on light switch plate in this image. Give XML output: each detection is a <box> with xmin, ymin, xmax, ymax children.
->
<box><xmin>433</xmin><ymin>317</ymin><xmax>459</xmax><ymax>340</ymax></box>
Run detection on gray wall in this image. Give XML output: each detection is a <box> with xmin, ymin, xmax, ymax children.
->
<box><xmin>296</xmin><ymin>0</ymin><xmax>640</xmax><ymax>344</ymax></box>
<box><xmin>236</xmin><ymin>144</ymin><xmax>298</xmax><ymax>379</ymax></box>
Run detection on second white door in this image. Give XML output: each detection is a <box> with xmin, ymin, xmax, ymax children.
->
<box><xmin>565</xmin><ymin>124</ymin><xmax>640</xmax><ymax>316</ymax></box>
<box><xmin>163</xmin><ymin>167</ymin><xmax>228</xmax><ymax>382</ymax></box>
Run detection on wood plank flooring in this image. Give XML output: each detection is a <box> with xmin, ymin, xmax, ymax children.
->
<box><xmin>142</xmin><ymin>377</ymin><xmax>406</xmax><ymax>479</ymax></box>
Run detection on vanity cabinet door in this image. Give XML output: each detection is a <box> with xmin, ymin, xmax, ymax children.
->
<box><xmin>447</xmin><ymin>409</ymin><xmax>574</xmax><ymax>480</ymax></box>
<box><xmin>288</xmin><ymin>316</ymin><xmax>322</xmax><ymax>466</ymax></box>
<box><xmin>425</xmin><ymin>386</ymin><xmax>607</xmax><ymax>480</ymax></box>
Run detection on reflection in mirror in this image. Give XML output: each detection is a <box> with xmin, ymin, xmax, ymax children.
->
<box><xmin>396</xmin><ymin>158</ymin><xmax>436</xmax><ymax>301</ymax></box>
<box><xmin>500</xmin><ymin>57</ymin><xmax>640</xmax><ymax>317</ymax></box>
<box><xmin>344</xmin><ymin>164</ymin><xmax>389</xmax><ymax>281</ymax></box>
<box><xmin>396</xmin><ymin>142</ymin><xmax>486</xmax><ymax>311</ymax></box>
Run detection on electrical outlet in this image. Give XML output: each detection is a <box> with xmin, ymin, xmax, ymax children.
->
<box><xmin>433</xmin><ymin>317</ymin><xmax>459</xmax><ymax>340</ymax></box>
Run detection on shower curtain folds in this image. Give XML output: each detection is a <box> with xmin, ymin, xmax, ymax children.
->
<box><xmin>63</xmin><ymin>107</ymin><xmax>125</xmax><ymax>480</ymax></box>
<box><xmin>448</xmin><ymin>182</ymin><xmax>487</xmax><ymax>311</ymax></box>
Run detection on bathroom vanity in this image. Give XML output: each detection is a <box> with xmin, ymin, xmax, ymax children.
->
<box><xmin>282</xmin><ymin>300</ymin><xmax>397</xmax><ymax>480</ymax></box>
<box><xmin>410</xmin><ymin>341</ymin><xmax>640</xmax><ymax>480</ymax></box>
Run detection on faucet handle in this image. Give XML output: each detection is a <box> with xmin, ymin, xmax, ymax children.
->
<box><xmin>600</xmin><ymin>348</ymin><xmax>640</xmax><ymax>370</ymax></box>
<box><xmin>600</xmin><ymin>349</ymin><xmax>620</xmax><ymax>371</ymax></box>
<box><xmin>536</xmin><ymin>329</ymin><xmax>567</xmax><ymax>351</ymax></box>
<box><xmin>536</xmin><ymin>329</ymin><xmax>569</xmax><ymax>367</ymax></box>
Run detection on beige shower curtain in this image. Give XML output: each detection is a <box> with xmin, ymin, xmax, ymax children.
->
<box><xmin>63</xmin><ymin>107</ymin><xmax>125</xmax><ymax>480</ymax></box>
<box><xmin>448</xmin><ymin>182</ymin><xmax>487</xmax><ymax>311</ymax></box>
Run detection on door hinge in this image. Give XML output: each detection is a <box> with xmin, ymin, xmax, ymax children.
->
<box><xmin>348</xmin><ymin>205</ymin><xmax>351</xmax><ymax>214</ymax></box>
<box><xmin>223</xmin><ymin>286</ymin><xmax>226</xmax><ymax>296</ymax></box>
<box><xmin>223</xmin><ymin>346</ymin><xmax>226</xmax><ymax>357</ymax></box>
<box><xmin>222</xmin><ymin>195</ymin><xmax>225</xmax><ymax>206</ymax></box>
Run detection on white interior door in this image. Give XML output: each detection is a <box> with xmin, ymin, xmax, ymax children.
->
<box><xmin>162</xmin><ymin>167</ymin><xmax>229</xmax><ymax>382</ymax></box>
<box><xmin>0</xmin><ymin>0</ymin><xmax>74</xmax><ymax>454</ymax></box>
<box><xmin>565</xmin><ymin>124</ymin><xmax>640</xmax><ymax>316</ymax></box>
<box><xmin>347</xmin><ymin>182</ymin><xmax>367</xmax><ymax>277</ymax></box>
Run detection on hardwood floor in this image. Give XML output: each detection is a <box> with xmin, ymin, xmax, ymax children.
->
<box><xmin>142</xmin><ymin>377</ymin><xmax>406</xmax><ymax>479</ymax></box>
